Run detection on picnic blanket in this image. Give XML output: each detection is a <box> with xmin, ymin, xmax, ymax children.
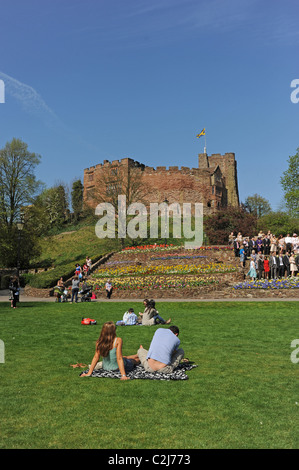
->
<box><xmin>79</xmin><ymin>362</ymin><xmax>197</xmax><ymax>381</ymax></box>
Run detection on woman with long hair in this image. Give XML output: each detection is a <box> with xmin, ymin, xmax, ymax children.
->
<box><xmin>139</xmin><ymin>299</ymin><xmax>171</xmax><ymax>326</ymax></box>
<box><xmin>80</xmin><ymin>321</ymin><xmax>140</xmax><ymax>380</ymax></box>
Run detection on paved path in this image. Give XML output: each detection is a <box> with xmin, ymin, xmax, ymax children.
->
<box><xmin>0</xmin><ymin>289</ymin><xmax>298</xmax><ymax>303</ymax></box>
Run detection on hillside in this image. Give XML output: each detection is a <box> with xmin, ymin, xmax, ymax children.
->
<box><xmin>21</xmin><ymin>226</ymin><xmax>299</xmax><ymax>300</ymax></box>
<box><xmin>22</xmin><ymin>225</ymin><xmax>119</xmax><ymax>289</ymax></box>
<box><xmin>21</xmin><ymin>221</ymin><xmax>184</xmax><ymax>289</ymax></box>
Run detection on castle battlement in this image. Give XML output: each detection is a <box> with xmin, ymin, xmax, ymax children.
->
<box><xmin>83</xmin><ymin>152</ymin><xmax>239</xmax><ymax>213</ymax></box>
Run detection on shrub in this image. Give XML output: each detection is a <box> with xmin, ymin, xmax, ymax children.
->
<box><xmin>0</xmin><ymin>274</ymin><xmax>12</xmax><ymax>290</ymax></box>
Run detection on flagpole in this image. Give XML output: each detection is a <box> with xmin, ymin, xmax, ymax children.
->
<box><xmin>196</xmin><ymin>128</ymin><xmax>206</xmax><ymax>153</ymax></box>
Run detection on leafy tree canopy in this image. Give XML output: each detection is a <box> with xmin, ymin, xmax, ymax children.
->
<box><xmin>244</xmin><ymin>193</ymin><xmax>271</xmax><ymax>218</ymax></box>
<box><xmin>0</xmin><ymin>138</ymin><xmax>42</xmax><ymax>226</ymax></box>
<box><xmin>280</xmin><ymin>149</ymin><xmax>299</xmax><ymax>217</ymax></box>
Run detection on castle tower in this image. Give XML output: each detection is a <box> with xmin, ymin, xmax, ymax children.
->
<box><xmin>204</xmin><ymin>152</ymin><xmax>239</xmax><ymax>207</ymax></box>
<box><xmin>198</xmin><ymin>152</ymin><xmax>209</xmax><ymax>169</ymax></box>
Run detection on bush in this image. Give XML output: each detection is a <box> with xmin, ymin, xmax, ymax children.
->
<box><xmin>257</xmin><ymin>211</ymin><xmax>299</xmax><ymax>236</ymax></box>
<box><xmin>22</xmin><ymin>265</ymin><xmax>76</xmax><ymax>289</ymax></box>
<box><xmin>0</xmin><ymin>274</ymin><xmax>12</xmax><ymax>290</ymax></box>
<box><xmin>204</xmin><ymin>207</ymin><xmax>257</xmax><ymax>244</ymax></box>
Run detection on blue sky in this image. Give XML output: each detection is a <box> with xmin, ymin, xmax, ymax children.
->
<box><xmin>0</xmin><ymin>0</ymin><xmax>299</xmax><ymax>210</ymax></box>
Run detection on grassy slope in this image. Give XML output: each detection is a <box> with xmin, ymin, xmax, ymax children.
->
<box><xmin>24</xmin><ymin>226</ymin><xmax>120</xmax><ymax>287</ymax></box>
<box><xmin>37</xmin><ymin>225</ymin><xmax>119</xmax><ymax>266</ymax></box>
<box><xmin>0</xmin><ymin>301</ymin><xmax>298</xmax><ymax>449</ymax></box>
<box><xmin>25</xmin><ymin>221</ymin><xmax>186</xmax><ymax>287</ymax></box>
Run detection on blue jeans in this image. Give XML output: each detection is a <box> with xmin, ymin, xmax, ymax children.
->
<box><xmin>71</xmin><ymin>288</ymin><xmax>79</xmax><ymax>303</ymax></box>
<box><xmin>153</xmin><ymin>314</ymin><xmax>166</xmax><ymax>324</ymax></box>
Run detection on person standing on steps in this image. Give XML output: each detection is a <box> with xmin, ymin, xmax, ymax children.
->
<box><xmin>86</xmin><ymin>256</ymin><xmax>92</xmax><ymax>275</ymax></box>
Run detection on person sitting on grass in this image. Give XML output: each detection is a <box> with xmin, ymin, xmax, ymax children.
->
<box><xmin>116</xmin><ymin>308</ymin><xmax>139</xmax><ymax>326</ymax></box>
<box><xmin>139</xmin><ymin>299</ymin><xmax>171</xmax><ymax>326</ymax></box>
<box><xmin>137</xmin><ymin>325</ymin><xmax>185</xmax><ymax>374</ymax></box>
<box><xmin>80</xmin><ymin>321</ymin><xmax>140</xmax><ymax>380</ymax></box>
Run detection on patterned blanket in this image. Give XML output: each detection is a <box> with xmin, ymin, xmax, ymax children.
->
<box><xmin>79</xmin><ymin>362</ymin><xmax>197</xmax><ymax>381</ymax></box>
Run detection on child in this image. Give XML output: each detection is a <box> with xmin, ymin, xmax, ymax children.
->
<box><xmin>116</xmin><ymin>308</ymin><xmax>138</xmax><ymax>326</ymax></box>
<box><xmin>247</xmin><ymin>258</ymin><xmax>257</xmax><ymax>281</ymax></box>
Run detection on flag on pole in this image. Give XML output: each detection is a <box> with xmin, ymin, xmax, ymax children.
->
<box><xmin>196</xmin><ymin>128</ymin><xmax>205</xmax><ymax>138</ymax></box>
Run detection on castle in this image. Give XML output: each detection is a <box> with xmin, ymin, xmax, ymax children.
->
<box><xmin>83</xmin><ymin>152</ymin><xmax>239</xmax><ymax>214</ymax></box>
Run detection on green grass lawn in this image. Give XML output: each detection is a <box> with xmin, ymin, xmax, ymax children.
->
<box><xmin>0</xmin><ymin>301</ymin><xmax>298</xmax><ymax>449</ymax></box>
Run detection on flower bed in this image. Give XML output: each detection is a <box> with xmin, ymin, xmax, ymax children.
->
<box><xmin>150</xmin><ymin>255</ymin><xmax>208</xmax><ymax>261</ymax></box>
<box><xmin>233</xmin><ymin>278</ymin><xmax>299</xmax><ymax>290</ymax></box>
<box><xmin>120</xmin><ymin>244</ymin><xmax>234</xmax><ymax>254</ymax></box>
<box><xmin>93</xmin><ymin>262</ymin><xmax>237</xmax><ymax>278</ymax></box>
<box><xmin>120</xmin><ymin>244</ymin><xmax>177</xmax><ymax>253</ymax></box>
<box><xmin>88</xmin><ymin>275</ymin><xmax>219</xmax><ymax>291</ymax></box>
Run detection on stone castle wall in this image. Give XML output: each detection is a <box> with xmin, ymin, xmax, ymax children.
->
<box><xmin>83</xmin><ymin>153</ymin><xmax>239</xmax><ymax>214</ymax></box>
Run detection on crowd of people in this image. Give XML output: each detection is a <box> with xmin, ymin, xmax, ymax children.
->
<box><xmin>229</xmin><ymin>231</ymin><xmax>299</xmax><ymax>280</ymax></box>
<box><xmin>55</xmin><ymin>256</ymin><xmax>114</xmax><ymax>303</ymax></box>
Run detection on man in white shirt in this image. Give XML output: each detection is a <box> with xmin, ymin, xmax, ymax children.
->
<box><xmin>285</xmin><ymin>234</ymin><xmax>292</xmax><ymax>253</ymax></box>
<box><xmin>269</xmin><ymin>254</ymin><xmax>277</xmax><ymax>279</ymax></box>
<box><xmin>277</xmin><ymin>254</ymin><xmax>284</xmax><ymax>278</ymax></box>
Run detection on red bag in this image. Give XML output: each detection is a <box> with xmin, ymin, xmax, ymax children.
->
<box><xmin>81</xmin><ymin>318</ymin><xmax>97</xmax><ymax>325</ymax></box>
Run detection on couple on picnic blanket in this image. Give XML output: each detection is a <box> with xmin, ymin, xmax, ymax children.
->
<box><xmin>80</xmin><ymin>321</ymin><xmax>185</xmax><ymax>380</ymax></box>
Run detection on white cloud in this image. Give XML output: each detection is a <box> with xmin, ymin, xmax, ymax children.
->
<box><xmin>0</xmin><ymin>71</ymin><xmax>59</xmax><ymax>123</ymax></box>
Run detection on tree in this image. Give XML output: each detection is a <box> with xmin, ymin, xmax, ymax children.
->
<box><xmin>39</xmin><ymin>184</ymin><xmax>69</xmax><ymax>227</ymax></box>
<box><xmin>0</xmin><ymin>138</ymin><xmax>43</xmax><ymax>269</ymax></box>
<box><xmin>280</xmin><ymin>149</ymin><xmax>299</xmax><ymax>217</ymax></box>
<box><xmin>93</xmin><ymin>164</ymin><xmax>150</xmax><ymax>247</ymax></box>
<box><xmin>0</xmin><ymin>138</ymin><xmax>42</xmax><ymax>227</ymax></box>
<box><xmin>204</xmin><ymin>206</ymin><xmax>257</xmax><ymax>244</ymax></box>
<box><xmin>257</xmin><ymin>211</ymin><xmax>298</xmax><ymax>236</ymax></box>
<box><xmin>244</xmin><ymin>194</ymin><xmax>272</xmax><ymax>218</ymax></box>
<box><xmin>0</xmin><ymin>222</ymin><xmax>41</xmax><ymax>269</ymax></box>
<box><xmin>71</xmin><ymin>179</ymin><xmax>83</xmax><ymax>221</ymax></box>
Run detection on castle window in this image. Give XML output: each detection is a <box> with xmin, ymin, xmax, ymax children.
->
<box><xmin>86</xmin><ymin>188</ymin><xmax>94</xmax><ymax>200</ymax></box>
<box><xmin>88</xmin><ymin>174</ymin><xmax>94</xmax><ymax>182</ymax></box>
<box><xmin>207</xmin><ymin>201</ymin><xmax>211</xmax><ymax>208</ymax></box>
<box><xmin>106</xmin><ymin>183</ymin><xmax>122</xmax><ymax>194</ymax></box>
